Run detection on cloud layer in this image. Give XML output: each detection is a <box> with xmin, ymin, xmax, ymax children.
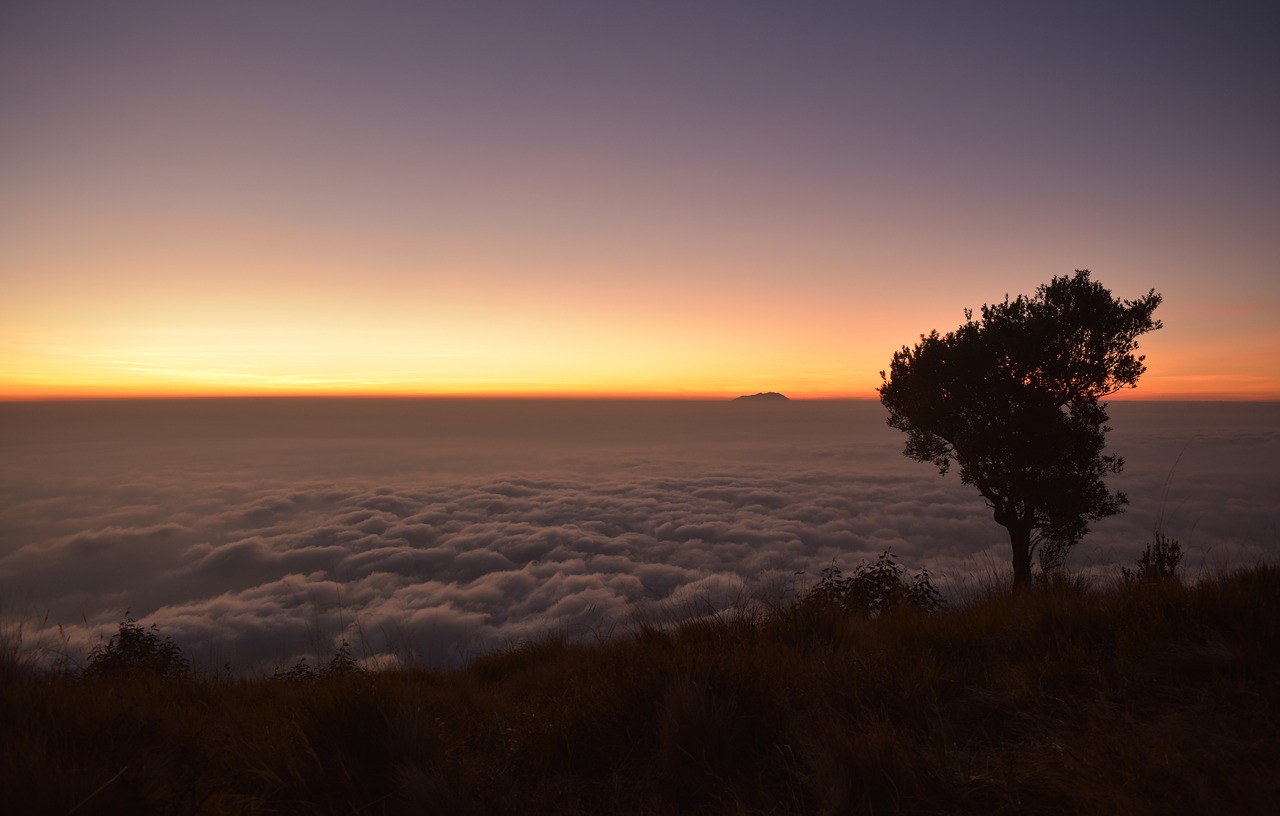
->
<box><xmin>2</xmin><ymin>400</ymin><xmax>1275</xmax><ymax>672</ymax></box>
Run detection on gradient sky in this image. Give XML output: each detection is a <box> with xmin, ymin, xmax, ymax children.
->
<box><xmin>2</xmin><ymin>1</ymin><xmax>1277</xmax><ymax>399</ymax></box>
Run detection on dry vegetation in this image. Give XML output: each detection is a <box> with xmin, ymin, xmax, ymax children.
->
<box><xmin>3</xmin><ymin>561</ymin><xmax>1278</xmax><ymax>815</ymax></box>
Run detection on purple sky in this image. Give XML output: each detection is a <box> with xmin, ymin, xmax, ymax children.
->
<box><xmin>2</xmin><ymin>1</ymin><xmax>1277</xmax><ymax>397</ymax></box>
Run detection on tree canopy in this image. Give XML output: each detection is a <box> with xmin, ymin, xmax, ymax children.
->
<box><xmin>878</xmin><ymin>270</ymin><xmax>1162</xmax><ymax>588</ymax></box>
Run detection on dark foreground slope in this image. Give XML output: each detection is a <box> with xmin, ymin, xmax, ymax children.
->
<box><xmin>4</xmin><ymin>567</ymin><xmax>1278</xmax><ymax>815</ymax></box>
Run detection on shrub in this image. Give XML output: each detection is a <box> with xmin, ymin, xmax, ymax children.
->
<box><xmin>804</xmin><ymin>551</ymin><xmax>945</xmax><ymax>616</ymax></box>
<box><xmin>83</xmin><ymin>613</ymin><xmax>189</xmax><ymax>680</ymax></box>
<box><xmin>273</xmin><ymin>640</ymin><xmax>364</xmax><ymax>681</ymax></box>
<box><xmin>1122</xmin><ymin>533</ymin><xmax>1184</xmax><ymax>584</ymax></box>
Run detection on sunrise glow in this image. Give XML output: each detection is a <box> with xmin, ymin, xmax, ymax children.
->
<box><xmin>2</xmin><ymin>3</ymin><xmax>1277</xmax><ymax>402</ymax></box>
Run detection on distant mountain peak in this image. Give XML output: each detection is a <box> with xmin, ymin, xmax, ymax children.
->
<box><xmin>733</xmin><ymin>392</ymin><xmax>789</xmax><ymax>401</ymax></box>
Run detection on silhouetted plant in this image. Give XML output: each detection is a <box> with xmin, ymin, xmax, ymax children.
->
<box><xmin>273</xmin><ymin>658</ymin><xmax>319</xmax><ymax>681</ymax></box>
<box><xmin>879</xmin><ymin>270</ymin><xmax>1163</xmax><ymax>588</ymax></box>
<box><xmin>1122</xmin><ymin>533</ymin><xmax>1184</xmax><ymax>584</ymax></box>
<box><xmin>321</xmin><ymin>640</ymin><xmax>361</xmax><ymax>676</ymax></box>
<box><xmin>84</xmin><ymin>612</ymin><xmax>189</xmax><ymax>679</ymax></box>
<box><xmin>273</xmin><ymin>639</ymin><xmax>363</xmax><ymax>681</ymax></box>
<box><xmin>805</xmin><ymin>551</ymin><xmax>944</xmax><ymax>616</ymax></box>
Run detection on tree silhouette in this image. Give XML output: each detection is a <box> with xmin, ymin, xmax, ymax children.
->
<box><xmin>878</xmin><ymin>270</ymin><xmax>1162</xmax><ymax>588</ymax></box>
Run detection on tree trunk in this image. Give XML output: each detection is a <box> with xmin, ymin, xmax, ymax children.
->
<box><xmin>1007</xmin><ymin>523</ymin><xmax>1033</xmax><ymax>590</ymax></box>
<box><xmin>992</xmin><ymin>500</ymin><xmax>1034</xmax><ymax>590</ymax></box>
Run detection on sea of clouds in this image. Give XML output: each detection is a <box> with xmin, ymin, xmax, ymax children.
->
<box><xmin>2</xmin><ymin>399</ymin><xmax>1275</xmax><ymax>673</ymax></box>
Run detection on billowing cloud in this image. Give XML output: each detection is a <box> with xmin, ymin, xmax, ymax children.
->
<box><xmin>1</xmin><ymin>401</ymin><xmax>1275</xmax><ymax>673</ymax></box>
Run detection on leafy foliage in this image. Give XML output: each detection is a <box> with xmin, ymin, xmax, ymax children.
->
<box><xmin>273</xmin><ymin>640</ymin><xmax>363</xmax><ymax>681</ymax></box>
<box><xmin>84</xmin><ymin>612</ymin><xmax>189</xmax><ymax>680</ymax></box>
<box><xmin>804</xmin><ymin>551</ymin><xmax>944</xmax><ymax>616</ymax></box>
<box><xmin>878</xmin><ymin>270</ymin><xmax>1162</xmax><ymax>587</ymax></box>
<box><xmin>1122</xmin><ymin>532</ymin><xmax>1185</xmax><ymax>584</ymax></box>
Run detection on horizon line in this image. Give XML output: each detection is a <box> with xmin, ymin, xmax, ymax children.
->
<box><xmin>2</xmin><ymin>391</ymin><xmax>1277</xmax><ymax>404</ymax></box>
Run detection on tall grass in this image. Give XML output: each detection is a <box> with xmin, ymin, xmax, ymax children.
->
<box><xmin>3</xmin><ymin>565</ymin><xmax>1278</xmax><ymax>814</ymax></box>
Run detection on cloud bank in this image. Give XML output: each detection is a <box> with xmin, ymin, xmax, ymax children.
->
<box><xmin>2</xmin><ymin>400</ymin><xmax>1275</xmax><ymax>672</ymax></box>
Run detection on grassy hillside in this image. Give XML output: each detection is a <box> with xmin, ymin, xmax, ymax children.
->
<box><xmin>4</xmin><ymin>565</ymin><xmax>1278</xmax><ymax>815</ymax></box>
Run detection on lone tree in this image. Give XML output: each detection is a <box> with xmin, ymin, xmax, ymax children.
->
<box><xmin>878</xmin><ymin>270</ymin><xmax>1162</xmax><ymax>588</ymax></box>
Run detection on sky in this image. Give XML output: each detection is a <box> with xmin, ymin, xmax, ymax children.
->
<box><xmin>3</xmin><ymin>400</ymin><xmax>1276</xmax><ymax>672</ymax></box>
<box><xmin>2</xmin><ymin>1</ymin><xmax>1278</xmax><ymax>399</ymax></box>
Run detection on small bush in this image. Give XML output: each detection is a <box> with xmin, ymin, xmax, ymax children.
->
<box><xmin>804</xmin><ymin>551</ymin><xmax>945</xmax><ymax>616</ymax></box>
<box><xmin>1035</xmin><ymin>538</ymin><xmax>1073</xmax><ymax>584</ymax></box>
<box><xmin>83</xmin><ymin>613</ymin><xmax>189</xmax><ymax>680</ymax></box>
<box><xmin>273</xmin><ymin>640</ymin><xmax>364</xmax><ymax>681</ymax></box>
<box><xmin>1123</xmin><ymin>533</ymin><xmax>1184</xmax><ymax>584</ymax></box>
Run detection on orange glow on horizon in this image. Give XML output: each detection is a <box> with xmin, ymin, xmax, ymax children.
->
<box><xmin>0</xmin><ymin>374</ymin><xmax>876</xmax><ymax>402</ymax></box>
<box><xmin>3</xmin><ymin>283</ymin><xmax>1275</xmax><ymax>403</ymax></box>
<box><xmin>2</xmin><ymin>373</ymin><xmax>1275</xmax><ymax>403</ymax></box>
<box><xmin>3</xmin><ymin>5</ymin><xmax>1278</xmax><ymax>409</ymax></box>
